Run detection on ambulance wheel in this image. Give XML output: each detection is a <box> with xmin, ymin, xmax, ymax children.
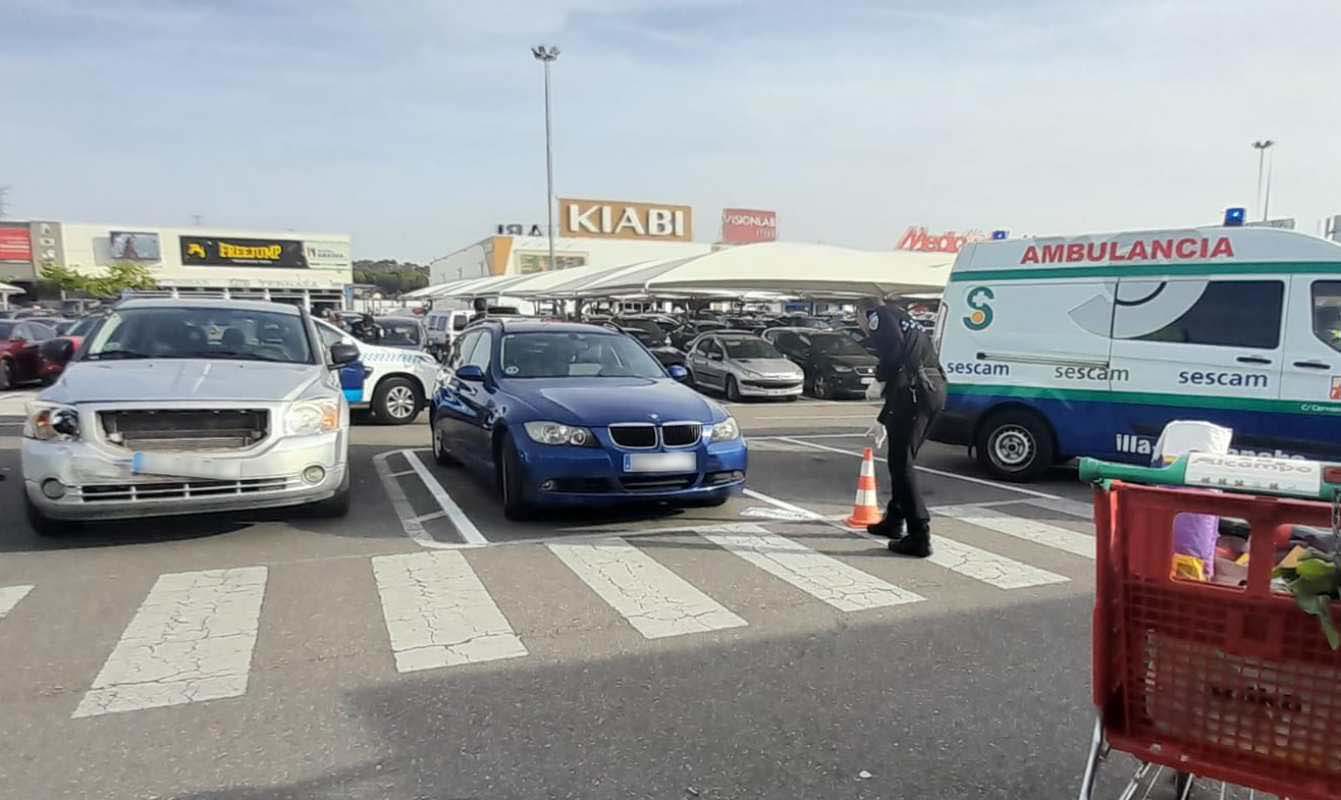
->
<box><xmin>976</xmin><ymin>409</ymin><xmax>1054</xmax><ymax>482</ymax></box>
<box><xmin>373</xmin><ymin>377</ymin><xmax>421</xmax><ymax>424</ymax></box>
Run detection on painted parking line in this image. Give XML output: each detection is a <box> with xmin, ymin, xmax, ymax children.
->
<box><xmin>402</xmin><ymin>450</ymin><xmax>487</xmax><ymax>545</ymax></box>
<box><xmin>372</xmin><ymin>551</ymin><xmax>526</xmax><ymax>672</ymax></box>
<box><xmin>73</xmin><ymin>567</ymin><xmax>268</xmax><ymax>718</ymax></box>
<box><xmin>373</xmin><ymin>449</ymin><xmax>484</xmax><ymax>549</ymax></box>
<box><xmin>700</xmin><ymin>524</ymin><xmax>925</xmax><ymax>611</ymax></box>
<box><xmin>741</xmin><ymin>488</ymin><xmax>825</xmax><ymax>521</ymax></box>
<box><xmin>548</xmin><ymin>538</ymin><xmax>747</xmax><ymax>639</ymax></box>
<box><xmin>934</xmin><ymin>504</ymin><xmax>1095</xmax><ymax>559</ymax></box>
<box><xmin>0</xmin><ymin>585</ymin><xmax>34</xmax><ymax>619</ymax></box>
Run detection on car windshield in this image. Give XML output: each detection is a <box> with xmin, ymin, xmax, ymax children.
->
<box><xmin>722</xmin><ymin>337</ymin><xmax>781</xmax><ymax>359</ymax></box>
<box><xmin>378</xmin><ymin>319</ymin><xmax>422</xmax><ymax>347</ymax></box>
<box><xmin>84</xmin><ymin>307</ymin><xmax>313</xmax><ymax>363</ymax></box>
<box><xmin>66</xmin><ymin>317</ymin><xmax>100</xmax><ymax>337</ymax></box>
<box><xmin>0</xmin><ymin>322</ymin><xmax>14</xmax><ymax>339</ymax></box>
<box><xmin>812</xmin><ymin>333</ymin><xmax>869</xmax><ymax>356</ymax></box>
<box><xmin>500</xmin><ymin>331</ymin><xmax>665</xmax><ymax>378</ymax></box>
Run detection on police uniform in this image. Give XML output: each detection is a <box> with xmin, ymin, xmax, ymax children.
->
<box><xmin>865</xmin><ymin>304</ymin><xmax>947</xmax><ymax>556</ymax></box>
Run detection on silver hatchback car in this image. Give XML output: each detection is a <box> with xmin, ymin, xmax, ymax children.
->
<box><xmin>684</xmin><ymin>331</ymin><xmax>805</xmax><ymax>401</ymax></box>
<box><xmin>20</xmin><ymin>299</ymin><xmax>360</xmax><ymax>535</ymax></box>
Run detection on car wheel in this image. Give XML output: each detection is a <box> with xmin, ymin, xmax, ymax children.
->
<box><xmin>975</xmin><ymin>409</ymin><xmax>1055</xmax><ymax>482</ymax></box>
<box><xmin>498</xmin><ymin>432</ymin><xmax>530</xmax><ymax>521</ymax></box>
<box><xmin>306</xmin><ymin>469</ymin><xmax>351</xmax><ymax>518</ymax></box>
<box><xmin>373</xmin><ymin>377</ymin><xmax>421</xmax><ymax>425</ymax></box>
<box><xmin>725</xmin><ymin>375</ymin><xmax>742</xmax><ymax>402</ymax></box>
<box><xmin>812</xmin><ymin>375</ymin><xmax>832</xmax><ymax>400</ymax></box>
<box><xmin>25</xmin><ymin>494</ymin><xmax>71</xmax><ymax>536</ymax></box>
<box><xmin>0</xmin><ymin>359</ymin><xmax>11</xmax><ymax>391</ymax></box>
<box><xmin>432</xmin><ymin>420</ymin><xmax>458</xmax><ymax>466</ymax></box>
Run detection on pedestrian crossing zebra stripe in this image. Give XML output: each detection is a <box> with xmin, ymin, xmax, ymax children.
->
<box><xmin>934</xmin><ymin>505</ymin><xmax>1095</xmax><ymax>559</ymax></box>
<box><xmin>0</xmin><ymin>585</ymin><xmax>33</xmax><ymax>619</ymax></box>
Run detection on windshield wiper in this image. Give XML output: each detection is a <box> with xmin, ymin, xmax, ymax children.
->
<box><xmin>189</xmin><ymin>350</ymin><xmax>292</xmax><ymax>363</ymax></box>
<box><xmin>86</xmin><ymin>349</ymin><xmax>153</xmax><ymax>360</ymax></box>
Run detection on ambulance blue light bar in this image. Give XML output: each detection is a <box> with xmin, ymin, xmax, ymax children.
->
<box><xmin>1223</xmin><ymin>207</ymin><xmax>1246</xmax><ymax>227</ymax></box>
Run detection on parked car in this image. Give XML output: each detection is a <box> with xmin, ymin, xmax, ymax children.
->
<box><xmin>762</xmin><ymin>328</ymin><xmax>879</xmax><ymax>399</ymax></box>
<box><xmin>314</xmin><ymin>318</ymin><xmax>439</xmax><ymax>424</ymax></box>
<box><xmin>373</xmin><ymin>316</ymin><xmax>428</xmax><ymax>351</ymax></box>
<box><xmin>0</xmin><ymin>320</ymin><xmax>59</xmax><ymax>389</ymax></box>
<box><xmin>424</xmin><ymin>308</ymin><xmax>473</xmax><ymax>359</ymax></box>
<box><xmin>21</xmin><ymin>298</ymin><xmax>359</xmax><ymax>534</ymax></box>
<box><xmin>602</xmin><ymin>321</ymin><xmax>685</xmax><ymax>367</ymax></box>
<box><xmin>684</xmin><ymin>331</ymin><xmax>804</xmax><ymax>401</ymax></box>
<box><xmin>670</xmin><ymin>319</ymin><xmax>728</xmax><ymax>350</ymax></box>
<box><xmin>429</xmin><ymin>319</ymin><xmax>747</xmax><ymax>519</ymax></box>
<box><xmin>771</xmin><ymin>314</ymin><xmax>829</xmax><ymax>330</ymax></box>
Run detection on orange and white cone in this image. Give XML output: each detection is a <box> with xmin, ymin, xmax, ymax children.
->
<box><xmin>845</xmin><ymin>448</ymin><xmax>884</xmax><ymax>529</ymax></box>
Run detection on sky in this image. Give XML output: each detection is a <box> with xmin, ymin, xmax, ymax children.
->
<box><xmin>3</xmin><ymin>0</ymin><xmax>1340</xmax><ymax>261</ymax></box>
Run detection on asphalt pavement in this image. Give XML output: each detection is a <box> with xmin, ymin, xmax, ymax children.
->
<box><xmin>0</xmin><ymin>388</ymin><xmax>1148</xmax><ymax>799</ymax></box>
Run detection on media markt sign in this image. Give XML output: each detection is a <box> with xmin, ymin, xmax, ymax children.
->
<box><xmin>303</xmin><ymin>240</ymin><xmax>352</xmax><ymax>270</ymax></box>
<box><xmin>559</xmin><ymin>198</ymin><xmax>693</xmax><ymax>242</ymax></box>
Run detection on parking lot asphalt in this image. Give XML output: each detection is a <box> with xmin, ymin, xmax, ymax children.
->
<box><xmin>0</xmin><ymin>388</ymin><xmax>1116</xmax><ymax>799</ymax></box>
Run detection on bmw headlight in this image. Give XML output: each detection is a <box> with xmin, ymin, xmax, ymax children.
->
<box><xmin>707</xmin><ymin>416</ymin><xmax>740</xmax><ymax>443</ymax></box>
<box><xmin>23</xmin><ymin>402</ymin><xmax>80</xmax><ymax>441</ymax></box>
<box><xmin>286</xmin><ymin>398</ymin><xmax>341</xmax><ymax>435</ymax></box>
<box><xmin>523</xmin><ymin>421</ymin><xmax>599</xmax><ymax>447</ymax></box>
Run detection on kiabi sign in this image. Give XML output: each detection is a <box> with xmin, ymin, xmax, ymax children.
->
<box><xmin>559</xmin><ymin>198</ymin><xmax>693</xmax><ymax>242</ymax></box>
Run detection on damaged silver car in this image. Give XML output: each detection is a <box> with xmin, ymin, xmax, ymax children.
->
<box><xmin>20</xmin><ymin>298</ymin><xmax>360</xmax><ymax>535</ymax></box>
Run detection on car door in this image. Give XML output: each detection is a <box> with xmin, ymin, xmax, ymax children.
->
<box><xmin>1275</xmin><ymin>276</ymin><xmax>1341</xmax><ymax>459</ymax></box>
<box><xmin>10</xmin><ymin>323</ymin><xmax>42</xmax><ymax>381</ymax></box>
<box><xmin>698</xmin><ymin>337</ymin><xmax>726</xmax><ymax>388</ymax></box>
<box><xmin>1108</xmin><ymin>277</ymin><xmax>1286</xmax><ymax>457</ymax></box>
<box><xmin>686</xmin><ymin>338</ymin><xmax>711</xmax><ymax>386</ymax></box>
<box><xmin>436</xmin><ymin>330</ymin><xmax>479</xmax><ymax>460</ymax></box>
<box><xmin>454</xmin><ymin>330</ymin><xmax>496</xmax><ymax>464</ymax></box>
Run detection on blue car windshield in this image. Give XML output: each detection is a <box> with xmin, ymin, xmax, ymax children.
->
<box><xmin>500</xmin><ymin>332</ymin><xmax>665</xmax><ymax>379</ymax></box>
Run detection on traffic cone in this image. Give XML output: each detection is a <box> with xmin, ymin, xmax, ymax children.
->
<box><xmin>845</xmin><ymin>448</ymin><xmax>884</xmax><ymax>529</ymax></box>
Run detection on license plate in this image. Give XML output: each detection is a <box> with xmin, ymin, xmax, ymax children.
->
<box><xmin>132</xmin><ymin>452</ymin><xmax>244</xmax><ymax>480</ymax></box>
<box><xmin>623</xmin><ymin>452</ymin><xmax>697</xmax><ymax>473</ymax></box>
<box><xmin>860</xmin><ymin>377</ymin><xmax>875</xmax><ymax>385</ymax></box>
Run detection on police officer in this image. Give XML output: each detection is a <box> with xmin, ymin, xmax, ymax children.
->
<box><xmin>854</xmin><ymin>297</ymin><xmax>947</xmax><ymax>557</ymax></box>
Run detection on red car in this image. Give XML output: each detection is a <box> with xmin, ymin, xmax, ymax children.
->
<box><xmin>0</xmin><ymin>319</ymin><xmax>59</xmax><ymax>390</ymax></box>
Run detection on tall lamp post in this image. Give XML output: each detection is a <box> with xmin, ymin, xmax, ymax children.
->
<box><xmin>1251</xmin><ymin>139</ymin><xmax>1275</xmax><ymax>221</ymax></box>
<box><xmin>532</xmin><ymin>45</ymin><xmax>560</xmax><ymax>273</ymax></box>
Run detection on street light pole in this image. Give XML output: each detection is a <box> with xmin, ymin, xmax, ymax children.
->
<box><xmin>1251</xmin><ymin>139</ymin><xmax>1275</xmax><ymax>221</ymax></box>
<box><xmin>532</xmin><ymin>45</ymin><xmax>560</xmax><ymax>273</ymax></box>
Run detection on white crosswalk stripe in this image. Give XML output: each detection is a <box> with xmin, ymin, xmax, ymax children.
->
<box><xmin>548</xmin><ymin>538</ymin><xmax>748</xmax><ymax>639</ymax></box>
<box><xmin>0</xmin><ymin>585</ymin><xmax>34</xmax><ymax>619</ymax></box>
<box><xmin>934</xmin><ymin>504</ymin><xmax>1095</xmax><ymax>559</ymax></box>
<box><xmin>928</xmin><ymin>535</ymin><xmax>1070</xmax><ymax>589</ymax></box>
<box><xmin>73</xmin><ymin>567</ymin><xmax>268</xmax><ymax>718</ymax></box>
<box><xmin>372</xmin><ymin>551</ymin><xmax>527</xmax><ymax>672</ymax></box>
<box><xmin>700</xmin><ymin>524</ymin><xmax>925</xmax><ymax>611</ymax></box>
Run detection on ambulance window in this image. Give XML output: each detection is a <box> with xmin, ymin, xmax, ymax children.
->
<box><xmin>1133</xmin><ymin>280</ymin><xmax>1283</xmax><ymax>349</ymax></box>
<box><xmin>1311</xmin><ymin>282</ymin><xmax>1341</xmax><ymax>353</ymax></box>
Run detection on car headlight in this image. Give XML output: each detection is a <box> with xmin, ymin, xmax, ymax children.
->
<box><xmin>707</xmin><ymin>416</ymin><xmax>740</xmax><ymax>443</ymax></box>
<box><xmin>286</xmin><ymin>399</ymin><xmax>341</xmax><ymax>435</ymax></box>
<box><xmin>23</xmin><ymin>402</ymin><xmax>80</xmax><ymax>441</ymax></box>
<box><xmin>832</xmin><ymin>365</ymin><xmax>854</xmax><ymax>373</ymax></box>
<box><xmin>523</xmin><ymin>421</ymin><xmax>599</xmax><ymax>447</ymax></box>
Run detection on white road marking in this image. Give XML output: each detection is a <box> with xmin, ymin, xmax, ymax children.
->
<box><xmin>741</xmin><ymin>488</ymin><xmax>825</xmax><ymax>520</ymax></box>
<box><xmin>374</xmin><ymin>450</ymin><xmax>445</xmax><ymax>549</ymax></box>
<box><xmin>751</xmin><ymin>433</ymin><xmax>869</xmax><ymax>440</ymax></box>
<box><xmin>773</xmin><ymin>437</ymin><xmax>1066</xmax><ymax>501</ymax></box>
<box><xmin>927</xmin><ymin>536</ymin><xmax>1070</xmax><ymax>589</ymax></box>
<box><xmin>402</xmin><ymin>449</ymin><xmax>487</xmax><ymax>545</ymax></box>
<box><xmin>0</xmin><ymin>585</ymin><xmax>34</xmax><ymax>619</ymax></box>
<box><xmin>747</xmin><ymin>438</ymin><xmax>836</xmax><ymax>453</ymax></box>
<box><xmin>73</xmin><ymin>567</ymin><xmax>267</xmax><ymax>718</ymax></box>
<box><xmin>700</xmin><ymin>524</ymin><xmax>925</xmax><ymax>611</ymax></box>
<box><xmin>372</xmin><ymin>551</ymin><xmax>526</xmax><ymax>672</ymax></box>
<box><xmin>1022</xmin><ymin>496</ymin><xmax>1095</xmax><ymax>521</ymax></box>
<box><xmin>934</xmin><ymin>504</ymin><xmax>1094</xmax><ymax>559</ymax></box>
<box><xmin>548</xmin><ymin>538</ymin><xmax>747</xmax><ymax>639</ymax></box>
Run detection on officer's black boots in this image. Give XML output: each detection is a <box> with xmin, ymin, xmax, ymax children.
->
<box><xmin>866</xmin><ymin>518</ymin><xmax>904</xmax><ymax>538</ymax></box>
<box><xmin>888</xmin><ymin>530</ymin><xmax>932</xmax><ymax>558</ymax></box>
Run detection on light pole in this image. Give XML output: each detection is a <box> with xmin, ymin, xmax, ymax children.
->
<box><xmin>532</xmin><ymin>45</ymin><xmax>560</xmax><ymax>273</ymax></box>
<box><xmin>1252</xmin><ymin>140</ymin><xmax>1275</xmax><ymax>221</ymax></box>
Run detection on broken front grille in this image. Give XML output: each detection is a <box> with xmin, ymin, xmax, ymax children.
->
<box><xmin>100</xmin><ymin>409</ymin><xmax>269</xmax><ymax>451</ymax></box>
<box><xmin>77</xmin><ymin>477</ymin><xmax>296</xmax><ymax>502</ymax></box>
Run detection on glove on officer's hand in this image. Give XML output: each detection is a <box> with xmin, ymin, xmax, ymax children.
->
<box><xmin>864</xmin><ymin>379</ymin><xmax>884</xmax><ymax>401</ymax></box>
<box><xmin>864</xmin><ymin>423</ymin><xmax>887</xmax><ymax>449</ymax></box>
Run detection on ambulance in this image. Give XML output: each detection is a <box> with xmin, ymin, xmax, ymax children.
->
<box><xmin>314</xmin><ymin>318</ymin><xmax>440</xmax><ymax>424</ymax></box>
<box><xmin>931</xmin><ymin>225</ymin><xmax>1341</xmax><ymax>480</ymax></box>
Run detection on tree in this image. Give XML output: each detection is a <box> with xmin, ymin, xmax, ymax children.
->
<box><xmin>35</xmin><ymin>262</ymin><xmax>157</xmax><ymax>298</ymax></box>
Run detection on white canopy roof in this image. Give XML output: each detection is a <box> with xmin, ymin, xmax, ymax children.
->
<box><xmin>0</xmin><ymin>282</ymin><xmax>23</xmax><ymax>296</ymax></box>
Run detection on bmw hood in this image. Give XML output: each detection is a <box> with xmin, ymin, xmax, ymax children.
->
<box><xmin>506</xmin><ymin>378</ymin><xmax>721</xmax><ymax>426</ymax></box>
<box><xmin>44</xmin><ymin>360</ymin><xmax>327</xmax><ymax>404</ymax></box>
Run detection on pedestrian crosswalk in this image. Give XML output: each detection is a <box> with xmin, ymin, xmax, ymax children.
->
<box><xmin>1</xmin><ymin>499</ymin><xmax>1096</xmax><ymax>720</ymax></box>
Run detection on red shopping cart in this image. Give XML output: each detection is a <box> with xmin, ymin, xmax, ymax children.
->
<box><xmin>1076</xmin><ymin>455</ymin><xmax>1341</xmax><ymax>800</ymax></box>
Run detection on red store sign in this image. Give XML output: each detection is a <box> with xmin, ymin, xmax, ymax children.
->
<box><xmin>896</xmin><ymin>226</ymin><xmax>986</xmax><ymax>254</ymax></box>
<box><xmin>0</xmin><ymin>226</ymin><xmax>33</xmax><ymax>263</ymax></box>
<box><xmin>721</xmin><ymin>208</ymin><xmax>777</xmax><ymax>244</ymax></box>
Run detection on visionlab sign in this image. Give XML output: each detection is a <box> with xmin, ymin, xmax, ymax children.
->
<box><xmin>559</xmin><ymin>198</ymin><xmax>693</xmax><ymax>242</ymax></box>
<box><xmin>721</xmin><ymin>208</ymin><xmax>777</xmax><ymax>244</ymax></box>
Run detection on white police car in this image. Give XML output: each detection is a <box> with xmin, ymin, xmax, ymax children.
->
<box><xmin>315</xmin><ymin>318</ymin><xmax>438</xmax><ymax>424</ymax></box>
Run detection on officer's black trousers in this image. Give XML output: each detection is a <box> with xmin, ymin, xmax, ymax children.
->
<box><xmin>883</xmin><ymin>412</ymin><xmax>934</xmax><ymax>535</ymax></box>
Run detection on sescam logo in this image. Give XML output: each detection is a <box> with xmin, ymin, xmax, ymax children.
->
<box><xmin>963</xmin><ymin>286</ymin><xmax>994</xmax><ymax>330</ymax></box>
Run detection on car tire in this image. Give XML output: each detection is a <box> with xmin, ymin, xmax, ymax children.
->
<box><xmin>432</xmin><ymin>420</ymin><xmax>458</xmax><ymax>466</ymax></box>
<box><xmin>498</xmin><ymin>431</ymin><xmax>530</xmax><ymax>521</ymax></box>
<box><xmin>373</xmin><ymin>377</ymin><xmax>421</xmax><ymax>425</ymax></box>
<box><xmin>812</xmin><ymin>375</ymin><xmax>832</xmax><ymax>400</ymax></box>
<box><xmin>306</xmin><ymin>469</ymin><xmax>351</xmax><ymax>518</ymax></box>
<box><xmin>0</xmin><ymin>359</ymin><xmax>12</xmax><ymax>392</ymax></box>
<box><xmin>975</xmin><ymin>409</ymin><xmax>1055</xmax><ymax>482</ymax></box>
<box><xmin>725</xmin><ymin>375</ymin><xmax>742</xmax><ymax>402</ymax></box>
<box><xmin>25</xmin><ymin>494</ymin><xmax>71</xmax><ymax>536</ymax></box>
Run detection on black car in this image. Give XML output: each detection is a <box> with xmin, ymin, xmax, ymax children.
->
<box><xmin>603</xmin><ymin>321</ymin><xmax>685</xmax><ymax>367</ymax></box>
<box><xmin>762</xmin><ymin>327</ymin><xmax>879</xmax><ymax>399</ymax></box>
<box><xmin>772</xmin><ymin>314</ymin><xmax>829</xmax><ymax>330</ymax></box>
<box><xmin>670</xmin><ymin>319</ymin><xmax>729</xmax><ymax>351</ymax></box>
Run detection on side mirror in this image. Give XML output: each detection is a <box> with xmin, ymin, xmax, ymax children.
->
<box><xmin>455</xmin><ymin>364</ymin><xmax>486</xmax><ymax>382</ymax></box>
<box><xmin>667</xmin><ymin>364</ymin><xmax>689</xmax><ymax>382</ymax></box>
<box><xmin>329</xmin><ymin>342</ymin><xmax>360</xmax><ymax>367</ymax></box>
<box><xmin>41</xmin><ymin>338</ymin><xmax>74</xmax><ymax>365</ymax></box>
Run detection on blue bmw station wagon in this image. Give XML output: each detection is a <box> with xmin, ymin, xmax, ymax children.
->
<box><xmin>428</xmin><ymin>319</ymin><xmax>748</xmax><ymax>519</ymax></box>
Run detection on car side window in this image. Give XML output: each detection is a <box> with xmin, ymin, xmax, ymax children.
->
<box><xmin>12</xmin><ymin>323</ymin><xmax>30</xmax><ymax>341</ymax></box>
<box><xmin>1129</xmin><ymin>280</ymin><xmax>1284</xmax><ymax>349</ymax></box>
<box><xmin>316</xmin><ymin>322</ymin><xmax>344</xmax><ymax>348</ymax></box>
<box><xmin>451</xmin><ymin>331</ymin><xmax>479</xmax><ymax>369</ymax></box>
<box><xmin>1311</xmin><ymin>281</ymin><xmax>1341</xmax><ymax>353</ymax></box>
<box><xmin>30</xmin><ymin>323</ymin><xmax>54</xmax><ymax>341</ymax></box>
<box><xmin>465</xmin><ymin>331</ymin><xmax>493</xmax><ymax>370</ymax></box>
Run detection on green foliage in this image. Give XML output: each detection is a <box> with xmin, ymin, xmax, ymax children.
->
<box><xmin>352</xmin><ymin>259</ymin><xmax>429</xmax><ymax>296</ymax></box>
<box><xmin>35</xmin><ymin>262</ymin><xmax>157</xmax><ymax>298</ymax></box>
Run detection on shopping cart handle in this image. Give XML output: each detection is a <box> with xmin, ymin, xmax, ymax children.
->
<box><xmin>1079</xmin><ymin>454</ymin><xmax>1341</xmax><ymax>501</ymax></box>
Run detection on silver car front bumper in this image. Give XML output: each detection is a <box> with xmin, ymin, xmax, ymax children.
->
<box><xmin>22</xmin><ymin>431</ymin><xmax>348</xmax><ymax>521</ymax></box>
